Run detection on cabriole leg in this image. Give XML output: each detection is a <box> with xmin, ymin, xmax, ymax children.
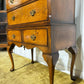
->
<box><xmin>68</xmin><ymin>46</ymin><xmax>77</xmax><ymax>81</ymax></box>
<box><xmin>43</xmin><ymin>52</ymin><xmax>59</xmax><ymax>84</ymax></box>
<box><xmin>31</xmin><ymin>48</ymin><xmax>34</xmax><ymax>64</ymax></box>
<box><xmin>7</xmin><ymin>44</ymin><xmax>15</xmax><ymax>72</ymax></box>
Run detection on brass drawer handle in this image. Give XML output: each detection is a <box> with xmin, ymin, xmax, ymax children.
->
<box><xmin>12</xmin><ymin>34</ymin><xmax>15</xmax><ymax>39</ymax></box>
<box><xmin>30</xmin><ymin>10</ymin><xmax>36</xmax><ymax>16</ymax></box>
<box><xmin>31</xmin><ymin>34</ymin><xmax>36</xmax><ymax>41</ymax></box>
<box><xmin>10</xmin><ymin>0</ymin><xmax>14</xmax><ymax>4</ymax></box>
<box><xmin>12</xmin><ymin>16</ymin><xmax>15</xmax><ymax>21</ymax></box>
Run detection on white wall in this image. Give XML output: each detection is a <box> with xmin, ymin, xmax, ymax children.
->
<box><xmin>13</xmin><ymin>0</ymin><xmax>84</xmax><ymax>79</ymax></box>
<box><xmin>13</xmin><ymin>46</ymin><xmax>36</xmax><ymax>61</ymax></box>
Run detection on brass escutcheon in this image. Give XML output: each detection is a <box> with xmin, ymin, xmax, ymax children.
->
<box><xmin>30</xmin><ymin>10</ymin><xmax>36</xmax><ymax>16</ymax></box>
<box><xmin>31</xmin><ymin>34</ymin><xmax>36</xmax><ymax>41</ymax></box>
<box><xmin>10</xmin><ymin>0</ymin><xmax>14</xmax><ymax>4</ymax></box>
<box><xmin>12</xmin><ymin>34</ymin><xmax>15</xmax><ymax>39</ymax></box>
<box><xmin>12</xmin><ymin>16</ymin><xmax>15</xmax><ymax>21</ymax></box>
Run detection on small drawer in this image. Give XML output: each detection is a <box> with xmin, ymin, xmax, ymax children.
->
<box><xmin>23</xmin><ymin>29</ymin><xmax>48</xmax><ymax>46</ymax></box>
<box><xmin>6</xmin><ymin>0</ymin><xmax>29</xmax><ymax>10</ymax></box>
<box><xmin>7</xmin><ymin>0</ymin><xmax>48</xmax><ymax>25</ymax></box>
<box><xmin>7</xmin><ymin>30</ymin><xmax>21</xmax><ymax>42</ymax></box>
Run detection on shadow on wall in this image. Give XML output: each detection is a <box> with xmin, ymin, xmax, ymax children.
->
<box><xmin>75</xmin><ymin>36</ymin><xmax>82</xmax><ymax>78</ymax></box>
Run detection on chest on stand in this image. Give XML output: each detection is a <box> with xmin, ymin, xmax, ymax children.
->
<box><xmin>6</xmin><ymin>0</ymin><xmax>77</xmax><ymax>84</ymax></box>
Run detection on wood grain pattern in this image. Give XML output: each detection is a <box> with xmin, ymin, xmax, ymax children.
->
<box><xmin>7</xmin><ymin>26</ymin><xmax>51</xmax><ymax>54</ymax></box>
<box><xmin>6</xmin><ymin>0</ymin><xmax>77</xmax><ymax>84</ymax></box>
<box><xmin>7</xmin><ymin>21</ymin><xmax>50</xmax><ymax>28</ymax></box>
<box><xmin>7</xmin><ymin>30</ymin><xmax>21</xmax><ymax>42</ymax></box>
<box><xmin>6</xmin><ymin>0</ymin><xmax>30</xmax><ymax>10</ymax></box>
<box><xmin>7</xmin><ymin>0</ymin><xmax>38</xmax><ymax>12</ymax></box>
<box><xmin>7</xmin><ymin>0</ymin><xmax>48</xmax><ymax>25</ymax></box>
<box><xmin>23</xmin><ymin>29</ymin><xmax>48</xmax><ymax>46</ymax></box>
<box><xmin>7</xmin><ymin>44</ymin><xmax>15</xmax><ymax>71</ymax></box>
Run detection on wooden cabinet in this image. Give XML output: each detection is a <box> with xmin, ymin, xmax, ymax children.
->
<box><xmin>6</xmin><ymin>0</ymin><xmax>77</xmax><ymax>84</ymax></box>
<box><xmin>7</xmin><ymin>0</ymin><xmax>48</xmax><ymax>25</ymax></box>
<box><xmin>0</xmin><ymin>0</ymin><xmax>7</xmax><ymax>48</ymax></box>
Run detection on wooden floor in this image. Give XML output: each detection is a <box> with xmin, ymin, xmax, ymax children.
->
<box><xmin>0</xmin><ymin>51</ymin><xmax>84</xmax><ymax>84</ymax></box>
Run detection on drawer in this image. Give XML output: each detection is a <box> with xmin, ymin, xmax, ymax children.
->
<box><xmin>23</xmin><ymin>29</ymin><xmax>47</xmax><ymax>46</ymax></box>
<box><xmin>6</xmin><ymin>0</ymin><xmax>29</xmax><ymax>10</ymax></box>
<box><xmin>7</xmin><ymin>30</ymin><xmax>21</xmax><ymax>42</ymax></box>
<box><xmin>7</xmin><ymin>0</ymin><xmax>48</xmax><ymax>25</ymax></box>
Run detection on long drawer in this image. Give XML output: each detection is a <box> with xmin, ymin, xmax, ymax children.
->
<box><xmin>6</xmin><ymin>0</ymin><xmax>30</xmax><ymax>10</ymax></box>
<box><xmin>7</xmin><ymin>0</ymin><xmax>48</xmax><ymax>25</ymax></box>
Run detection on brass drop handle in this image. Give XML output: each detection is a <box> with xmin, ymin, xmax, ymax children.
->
<box><xmin>31</xmin><ymin>34</ymin><xmax>36</xmax><ymax>41</ymax></box>
<box><xmin>10</xmin><ymin>0</ymin><xmax>14</xmax><ymax>4</ymax></box>
<box><xmin>12</xmin><ymin>34</ymin><xmax>15</xmax><ymax>39</ymax></box>
<box><xmin>12</xmin><ymin>16</ymin><xmax>15</xmax><ymax>21</ymax></box>
<box><xmin>30</xmin><ymin>10</ymin><xmax>36</xmax><ymax>16</ymax></box>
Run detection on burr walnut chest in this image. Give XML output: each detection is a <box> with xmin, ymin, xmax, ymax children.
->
<box><xmin>6</xmin><ymin>0</ymin><xmax>77</xmax><ymax>84</ymax></box>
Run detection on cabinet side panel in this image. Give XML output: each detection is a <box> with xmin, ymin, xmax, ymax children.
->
<box><xmin>51</xmin><ymin>25</ymin><xmax>76</xmax><ymax>53</ymax></box>
<box><xmin>51</xmin><ymin>0</ymin><xmax>75</xmax><ymax>24</ymax></box>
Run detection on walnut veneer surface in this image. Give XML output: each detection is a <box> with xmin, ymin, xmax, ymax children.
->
<box><xmin>6</xmin><ymin>0</ymin><xmax>77</xmax><ymax>84</ymax></box>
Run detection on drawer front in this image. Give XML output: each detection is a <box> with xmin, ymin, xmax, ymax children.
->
<box><xmin>23</xmin><ymin>29</ymin><xmax>47</xmax><ymax>46</ymax></box>
<box><xmin>7</xmin><ymin>30</ymin><xmax>21</xmax><ymax>42</ymax></box>
<box><xmin>6</xmin><ymin>0</ymin><xmax>29</xmax><ymax>10</ymax></box>
<box><xmin>7</xmin><ymin>0</ymin><xmax>48</xmax><ymax>25</ymax></box>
